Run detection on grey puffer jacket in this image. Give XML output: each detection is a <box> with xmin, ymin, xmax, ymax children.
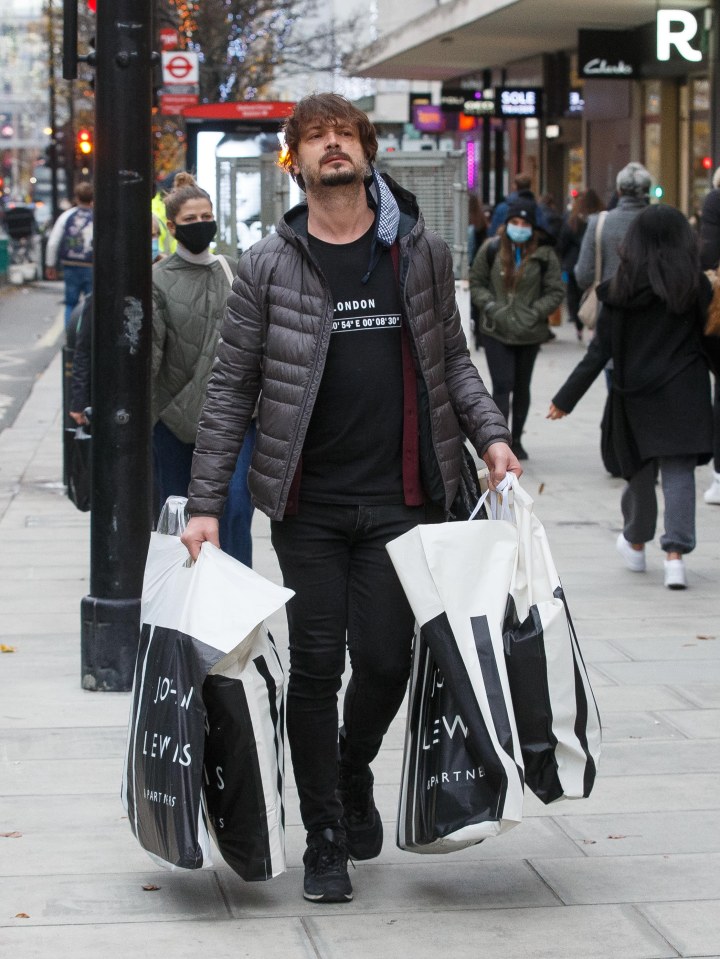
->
<box><xmin>152</xmin><ymin>253</ymin><xmax>236</xmax><ymax>443</ymax></box>
<box><xmin>187</xmin><ymin>174</ymin><xmax>510</xmax><ymax>520</ymax></box>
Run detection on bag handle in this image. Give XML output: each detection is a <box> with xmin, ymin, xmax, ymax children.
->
<box><xmin>593</xmin><ymin>211</ymin><xmax>607</xmax><ymax>283</ymax></box>
<box><xmin>217</xmin><ymin>254</ymin><xmax>234</xmax><ymax>287</ymax></box>
<box><xmin>468</xmin><ymin>473</ymin><xmax>515</xmax><ymax>522</ymax></box>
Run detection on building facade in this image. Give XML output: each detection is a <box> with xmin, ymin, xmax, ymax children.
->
<box><xmin>353</xmin><ymin>0</ymin><xmax>716</xmax><ymax>217</ymax></box>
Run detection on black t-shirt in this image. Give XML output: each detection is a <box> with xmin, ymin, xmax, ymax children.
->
<box><xmin>302</xmin><ymin>226</ymin><xmax>404</xmax><ymax>504</ymax></box>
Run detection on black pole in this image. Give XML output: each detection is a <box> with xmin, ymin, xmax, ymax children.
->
<box><xmin>80</xmin><ymin>0</ymin><xmax>153</xmax><ymax>691</ymax></box>
<box><xmin>710</xmin><ymin>1</ymin><xmax>720</xmax><ymax>180</ymax></box>
<box><xmin>48</xmin><ymin>1</ymin><xmax>59</xmax><ymax>222</ymax></box>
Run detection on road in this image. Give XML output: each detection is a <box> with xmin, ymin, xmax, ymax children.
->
<box><xmin>0</xmin><ymin>279</ymin><xmax>65</xmax><ymax>432</ymax></box>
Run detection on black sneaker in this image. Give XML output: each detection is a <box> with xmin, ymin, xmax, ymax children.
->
<box><xmin>302</xmin><ymin>827</ymin><xmax>353</xmax><ymax>903</ymax></box>
<box><xmin>338</xmin><ymin>763</ymin><xmax>383</xmax><ymax>861</ymax></box>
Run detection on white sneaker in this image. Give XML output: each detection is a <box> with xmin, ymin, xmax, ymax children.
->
<box><xmin>704</xmin><ymin>472</ymin><xmax>720</xmax><ymax>505</ymax></box>
<box><xmin>664</xmin><ymin>558</ymin><xmax>687</xmax><ymax>590</ymax></box>
<box><xmin>616</xmin><ymin>533</ymin><xmax>646</xmax><ymax>572</ymax></box>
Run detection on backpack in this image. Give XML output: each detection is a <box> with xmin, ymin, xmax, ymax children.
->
<box><xmin>59</xmin><ymin>207</ymin><xmax>94</xmax><ymax>264</ymax></box>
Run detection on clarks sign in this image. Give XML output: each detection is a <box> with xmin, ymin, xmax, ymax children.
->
<box><xmin>579</xmin><ymin>11</ymin><xmax>705</xmax><ymax>81</ymax></box>
<box><xmin>578</xmin><ymin>29</ymin><xmax>639</xmax><ymax>79</ymax></box>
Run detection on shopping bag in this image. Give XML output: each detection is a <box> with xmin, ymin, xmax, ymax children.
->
<box><xmin>122</xmin><ymin>532</ymin><xmax>293</xmax><ymax>877</ymax></box>
<box><xmin>487</xmin><ymin>477</ymin><xmax>602</xmax><ymax>803</ymax></box>
<box><xmin>65</xmin><ymin>425</ymin><xmax>91</xmax><ymax>512</ymax></box>
<box><xmin>387</xmin><ymin>518</ymin><xmax>524</xmax><ymax>852</ymax></box>
<box><xmin>577</xmin><ymin>284</ymin><xmax>600</xmax><ymax>329</ymax></box>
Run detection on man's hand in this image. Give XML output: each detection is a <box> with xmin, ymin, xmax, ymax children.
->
<box><xmin>69</xmin><ymin>410</ymin><xmax>88</xmax><ymax>426</ymax></box>
<box><xmin>482</xmin><ymin>441</ymin><xmax>522</xmax><ymax>489</ymax></box>
<box><xmin>180</xmin><ymin>515</ymin><xmax>220</xmax><ymax>562</ymax></box>
<box><xmin>546</xmin><ymin>403</ymin><xmax>567</xmax><ymax>420</ymax></box>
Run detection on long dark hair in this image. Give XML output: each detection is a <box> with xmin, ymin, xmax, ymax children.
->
<box><xmin>611</xmin><ymin>205</ymin><xmax>700</xmax><ymax>314</ymax></box>
<box><xmin>499</xmin><ymin>226</ymin><xmax>538</xmax><ymax>291</ymax></box>
<box><xmin>568</xmin><ymin>188</ymin><xmax>603</xmax><ymax>232</ymax></box>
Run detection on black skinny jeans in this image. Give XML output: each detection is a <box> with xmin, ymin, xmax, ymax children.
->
<box><xmin>271</xmin><ymin>500</ymin><xmax>437</xmax><ymax>836</ymax></box>
<box><xmin>482</xmin><ymin>335</ymin><xmax>540</xmax><ymax>442</ymax></box>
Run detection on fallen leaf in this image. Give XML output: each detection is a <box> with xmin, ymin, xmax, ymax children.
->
<box><xmin>0</xmin><ymin>831</ymin><xmax>22</xmax><ymax>839</ymax></box>
<box><xmin>608</xmin><ymin>834</ymin><xmax>627</xmax><ymax>840</ymax></box>
<box><xmin>696</xmin><ymin>635</ymin><xmax>715</xmax><ymax>641</ymax></box>
<box><xmin>15</xmin><ymin>913</ymin><xmax>30</xmax><ymax>919</ymax></box>
<box><xmin>0</xmin><ymin>644</ymin><xmax>16</xmax><ymax>653</ymax></box>
<box><xmin>682</xmin><ymin>643</ymin><xmax>696</xmax><ymax>647</ymax></box>
<box><xmin>142</xmin><ymin>884</ymin><xmax>161</xmax><ymax>891</ymax></box>
<box><xmin>538</xmin><ymin>483</ymin><xmax>545</xmax><ymax>495</ymax></box>
<box><xmin>580</xmin><ymin>839</ymin><xmax>597</xmax><ymax>844</ymax></box>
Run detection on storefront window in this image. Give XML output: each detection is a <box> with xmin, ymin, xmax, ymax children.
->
<box><xmin>689</xmin><ymin>78</ymin><xmax>710</xmax><ymax>220</ymax></box>
<box><xmin>643</xmin><ymin>81</ymin><xmax>662</xmax><ymax>191</ymax></box>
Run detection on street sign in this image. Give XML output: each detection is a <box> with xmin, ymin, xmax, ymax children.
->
<box><xmin>159</xmin><ymin>29</ymin><xmax>177</xmax><ymax>51</ymax></box>
<box><xmin>161</xmin><ymin>51</ymin><xmax>199</xmax><ymax>85</ymax></box>
<box><xmin>160</xmin><ymin>93</ymin><xmax>200</xmax><ymax>115</ymax></box>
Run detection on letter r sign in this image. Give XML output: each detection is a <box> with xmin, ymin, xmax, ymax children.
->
<box><xmin>657</xmin><ymin>10</ymin><xmax>703</xmax><ymax>62</ymax></box>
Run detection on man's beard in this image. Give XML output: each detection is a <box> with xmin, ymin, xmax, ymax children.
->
<box><xmin>300</xmin><ymin>155</ymin><xmax>369</xmax><ymax>192</ymax></box>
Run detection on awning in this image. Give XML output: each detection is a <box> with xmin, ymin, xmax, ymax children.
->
<box><xmin>351</xmin><ymin>0</ymin><xmax>708</xmax><ymax>81</ymax></box>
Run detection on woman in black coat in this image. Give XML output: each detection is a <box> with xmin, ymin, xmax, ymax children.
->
<box><xmin>548</xmin><ymin>205</ymin><xmax>720</xmax><ymax>590</ymax></box>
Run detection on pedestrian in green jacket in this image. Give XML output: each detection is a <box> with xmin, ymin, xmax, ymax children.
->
<box><xmin>469</xmin><ymin>199</ymin><xmax>565</xmax><ymax>459</ymax></box>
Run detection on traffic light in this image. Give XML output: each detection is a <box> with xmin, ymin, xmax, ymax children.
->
<box><xmin>77</xmin><ymin>127</ymin><xmax>93</xmax><ymax>158</ymax></box>
<box><xmin>652</xmin><ymin>184</ymin><xmax>664</xmax><ymax>200</ymax></box>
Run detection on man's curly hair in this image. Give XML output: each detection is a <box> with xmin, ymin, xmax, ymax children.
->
<box><xmin>279</xmin><ymin>93</ymin><xmax>378</xmax><ymax>186</ymax></box>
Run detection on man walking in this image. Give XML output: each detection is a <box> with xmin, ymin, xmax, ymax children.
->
<box><xmin>45</xmin><ymin>181</ymin><xmax>94</xmax><ymax>330</ymax></box>
<box><xmin>181</xmin><ymin>93</ymin><xmax>520</xmax><ymax>903</ymax></box>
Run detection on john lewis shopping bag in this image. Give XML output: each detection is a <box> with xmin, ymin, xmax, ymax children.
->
<box><xmin>484</xmin><ymin>477</ymin><xmax>602</xmax><ymax>803</ymax></box>
<box><xmin>387</xmin><ymin>519</ymin><xmax>525</xmax><ymax>852</ymax></box>
<box><xmin>122</xmin><ymin>533</ymin><xmax>293</xmax><ymax>878</ymax></box>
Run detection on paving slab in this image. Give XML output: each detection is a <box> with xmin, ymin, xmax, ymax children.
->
<box><xmin>598</xmin><ymin>711</ymin><xmax>688</xmax><ymax>742</ymax></box>
<box><xmin>531</xmin><ymin>852</ymin><xmax>720</xmax><ymax>905</ymax></box>
<box><xmin>598</xmin><ymin>740</ymin><xmax>720</xmax><ymax>777</ymax></box>
<box><xmin>594</xmin><ymin>660</ymin><xmax>720</xmax><ymax>687</ymax></box>
<box><xmin>0</xmin><ymin>725</ymin><xmax>127</xmax><ymax>762</ymax></box>
<box><xmin>218</xmin><ymin>858</ymin><xmax>559</xmax><ymax>918</ymax></box>
<box><xmin>304</xmin><ymin>904</ymin><xmax>676</xmax><ymax>959</ymax></box>
<box><xmin>657</xmin><ymin>709</ymin><xmax>720</xmax><ymax>739</ymax></box>
<box><xmin>522</xmin><ymin>774</ymin><xmax>720</xmax><ymax>817</ymax></box>
<box><xmin>638</xmin><ymin>900</ymin><xmax>720</xmax><ymax>958</ymax></box>
<box><xmin>0</xmin><ymin>871</ymin><xmax>230</xmax><ymax>926</ymax></box>
<box><xmin>593</xmin><ymin>684</ymin><xmax>697</xmax><ymax>712</ymax></box>
<box><xmin>0</xmin><ymin>918</ymin><xmax>317</xmax><ymax>959</ymax></box>
<box><xmin>554</xmin><ymin>810</ymin><xmax>720</xmax><ymax>857</ymax></box>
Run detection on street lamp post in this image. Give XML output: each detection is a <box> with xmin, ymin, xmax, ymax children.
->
<box><xmin>79</xmin><ymin>0</ymin><xmax>154</xmax><ymax>691</ymax></box>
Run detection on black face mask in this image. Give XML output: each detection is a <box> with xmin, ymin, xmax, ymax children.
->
<box><xmin>173</xmin><ymin>219</ymin><xmax>217</xmax><ymax>254</ymax></box>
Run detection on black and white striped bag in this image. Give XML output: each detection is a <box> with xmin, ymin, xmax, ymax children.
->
<box><xmin>387</xmin><ymin>518</ymin><xmax>525</xmax><ymax>852</ymax></box>
<box><xmin>122</xmin><ymin>534</ymin><xmax>292</xmax><ymax>879</ymax></box>
<box><xmin>479</xmin><ymin>476</ymin><xmax>602</xmax><ymax>804</ymax></box>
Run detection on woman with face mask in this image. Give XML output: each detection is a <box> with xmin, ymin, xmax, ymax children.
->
<box><xmin>152</xmin><ymin>172</ymin><xmax>255</xmax><ymax>566</ymax></box>
<box><xmin>469</xmin><ymin>199</ymin><xmax>565</xmax><ymax>459</ymax></box>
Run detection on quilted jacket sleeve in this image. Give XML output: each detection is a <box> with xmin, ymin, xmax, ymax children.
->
<box><xmin>186</xmin><ymin>251</ymin><xmax>263</xmax><ymax>517</ymax></box>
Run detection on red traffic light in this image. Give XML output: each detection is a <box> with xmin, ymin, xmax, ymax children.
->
<box><xmin>88</xmin><ymin>0</ymin><xmax>96</xmax><ymax>11</ymax></box>
<box><xmin>77</xmin><ymin>128</ymin><xmax>93</xmax><ymax>155</ymax></box>
<box><xmin>702</xmin><ymin>156</ymin><xmax>713</xmax><ymax>171</ymax></box>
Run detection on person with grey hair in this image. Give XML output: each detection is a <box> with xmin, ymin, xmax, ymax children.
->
<box><xmin>698</xmin><ymin>166</ymin><xmax>720</xmax><ymax>505</ymax></box>
<box><xmin>574</xmin><ymin>162</ymin><xmax>652</xmax><ymax>293</ymax></box>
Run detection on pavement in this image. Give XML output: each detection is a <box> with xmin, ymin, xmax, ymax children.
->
<box><xmin>1</xmin><ymin>281</ymin><xmax>719</xmax><ymax>959</ymax></box>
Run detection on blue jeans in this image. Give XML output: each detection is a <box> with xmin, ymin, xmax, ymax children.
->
<box><xmin>270</xmin><ymin>500</ymin><xmax>442</xmax><ymax>835</ymax></box>
<box><xmin>63</xmin><ymin>265</ymin><xmax>93</xmax><ymax>330</ymax></box>
<box><xmin>152</xmin><ymin>420</ymin><xmax>256</xmax><ymax>567</ymax></box>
